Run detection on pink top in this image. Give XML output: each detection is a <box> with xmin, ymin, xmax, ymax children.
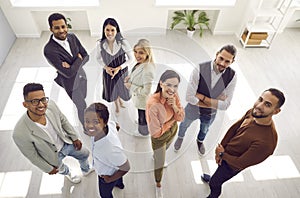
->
<box><xmin>146</xmin><ymin>92</ymin><xmax>185</xmax><ymax>138</ymax></box>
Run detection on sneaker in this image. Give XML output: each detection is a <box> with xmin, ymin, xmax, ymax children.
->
<box><xmin>65</xmin><ymin>173</ymin><xmax>81</xmax><ymax>184</ymax></box>
<box><xmin>174</xmin><ymin>138</ymin><xmax>183</xmax><ymax>152</ymax></box>
<box><xmin>197</xmin><ymin>141</ymin><xmax>205</xmax><ymax>156</ymax></box>
<box><xmin>155</xmin><ymin>186</ymin><xmax>163</xmax><ymax>198</ymax></box>
<box><xmin>82</xmin><ymin>168</ymin><xmax>95</xmax><ymax>177</ymax></box>
<box><xmin>201</xmin><ymin>173</ymin><xmax>211</xmax><ymax>183</ymax></box>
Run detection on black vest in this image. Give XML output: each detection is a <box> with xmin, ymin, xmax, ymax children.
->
<box><xmin>197</xmin><ymin>61</ymin><xmax>235</xmax><ymax>115</ymax></box>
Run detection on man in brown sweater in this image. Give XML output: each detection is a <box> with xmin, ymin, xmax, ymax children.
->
<box><xmin>201</xmin><ymin>88</ymin><xmax>285</xmax><ymax>198</ymax></box>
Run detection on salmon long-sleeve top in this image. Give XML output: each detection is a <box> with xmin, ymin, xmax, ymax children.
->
<box><xmin>146</xmin><ymin>92</ymin><xmax>185</xmax><ymax>138</ymax></box>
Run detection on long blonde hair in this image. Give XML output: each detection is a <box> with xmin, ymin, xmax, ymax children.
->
<box><xmin>133</xmin><ymin>39</ymin><xmax>154</xmax><ymax>64</ymax></box>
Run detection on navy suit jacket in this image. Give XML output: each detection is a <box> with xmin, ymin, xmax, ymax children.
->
<box><xmin>44</xmin><ymin>33</ymin><xmax>89</xmax><ymax>93</ymax></box>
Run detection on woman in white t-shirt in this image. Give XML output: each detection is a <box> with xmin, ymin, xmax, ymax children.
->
<box><xmin>84</xmin><ymin>103</ymin><xmax>130</xmax><ymax>198</ymax></box>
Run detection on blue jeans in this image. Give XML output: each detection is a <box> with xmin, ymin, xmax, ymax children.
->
<box><xmin>178</xmin><ymin>103</ymin><xmax>216</xmax><ymax>142</ymax></box>
<box><xmin>208</xmin><ymin>160</ymin><xmax>240</xmax><ymax>198</ymax></box>
<box><xmin>58</xmin><ymin>143</ymin><xmax>90</xmax><ymax>175</ymax></box>
<box><xmin>98</xmin><ymin>176</ymin><xmax>124</xmax><ymax>198</ymax></box>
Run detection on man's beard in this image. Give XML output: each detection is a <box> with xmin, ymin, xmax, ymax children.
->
<box><xmin>251</xmin><ymin>110</ymin><xmax>269</xmax><ymax>118</ymax></box>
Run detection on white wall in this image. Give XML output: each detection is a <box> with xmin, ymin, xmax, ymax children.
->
<box><xmin>2</xmin><ymin>0</ymin><xmax>297</xmax><ymax>38</ymax></box>
<box><xmin>0</xmin><ymin>7</ymin><xmax>16</xmax><ymax>66</ymax></box>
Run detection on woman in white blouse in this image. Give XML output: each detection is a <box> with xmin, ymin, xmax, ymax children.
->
<box><xmin>96</xmin><ymin>18</ymin><xmax>134</xmax><ymax>114</ymax></box>
<box><xmin>124</xmin><ymin>39</ymin><xmax>156</xmax><ymax>136</ymax></box>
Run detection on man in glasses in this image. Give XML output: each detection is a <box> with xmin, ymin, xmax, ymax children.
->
<box><xmin>13</xmin><ymin>83</ymin><xmax>93</xmax><ymax>184</ymax></box>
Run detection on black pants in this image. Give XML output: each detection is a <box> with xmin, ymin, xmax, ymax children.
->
<box><xmin>98</xmin><ymin>176</ymin><xmax>123</xmax><ymax>198</ymax></box>
<box><xmin>208</xmin><ymin>160</ymin><xmax>240</xmax><ymax>198</ymax></box>
<box><xmin>66</xmin><ymin>80</ymin><xmax>87</xmax><ymax>127</ymax></box>
<box><xmin>138</xmin><ymin>109</ymin><xmax>149</xmax><ymax>135</ymax></box>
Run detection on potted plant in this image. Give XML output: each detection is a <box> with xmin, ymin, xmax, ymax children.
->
<box><xmin>170</xmin><ymin>10</ymin><xmax>209</xmax><ymax>38</ymax></box>
<box><xmin>66</xmin><ymin>17</ymin><xmax>72</xmax><ymax>29</ymax></box>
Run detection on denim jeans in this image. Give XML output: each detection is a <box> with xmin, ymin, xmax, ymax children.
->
<box><xmin>58</xmin><ymin>143</ymin><xmax>90</xmax><ymax>175</ymax></box>
<box><xmin>208</xmin><ymin>160</ymin><xmax>240</xmax><ymax>198</ymax></box>
<box><xmin>178</xmin><ymin>103</ymin><xmax>216</xmax><ymax>142</ymax></box>
<box><xmin>98</xmin><ymin>176</ymin><xmax>124</xmax><ymax>198</ymax></box>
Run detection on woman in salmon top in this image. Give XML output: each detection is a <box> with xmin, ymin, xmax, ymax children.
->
<box><xmin>146</xmin><ymin>70</ymin><xmax>185</xmax><ymax>198</ymax></box>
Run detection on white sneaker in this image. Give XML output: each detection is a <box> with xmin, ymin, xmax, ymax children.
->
<box><xmin>82</xmin><ymin>168</ymin><xmax>95</xmax><ymax>177</ymax></box>
<box><xmin>155</xmin><ymin>186</ymin><xmax>163</xmax><ymax>198</ymax></box>
<box><xmin>65</xmin><ymin>172</ymin><xmax>81</xmax><ymax>184</ymax></box>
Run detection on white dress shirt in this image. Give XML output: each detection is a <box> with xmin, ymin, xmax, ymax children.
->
<box><xmin>96</xmin><ymin>39</ymin><xmax>135</xmax><ymax>70</ymax></box>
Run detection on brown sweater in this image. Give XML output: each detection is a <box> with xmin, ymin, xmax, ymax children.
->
<box><xmin>221</xmin><ymin>109</ymin><xmax>278</xmax><ymax>171</ymax></box>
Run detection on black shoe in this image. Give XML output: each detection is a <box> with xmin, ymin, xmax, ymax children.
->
<box><xmin>201</xmin><ymin>174</ymin><xmax>211</xmax><ymax>183</ymax></box>
<box><xmin>197</xmin><ymin>141</ymin><xmax>205</xmax><ymax>155</ymax></box>
<box><xmin>115</xmin><ymin>183</ymin><xmax>125</xmax><ymax>189</ymax></box>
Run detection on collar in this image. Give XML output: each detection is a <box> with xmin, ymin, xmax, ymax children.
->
<box><xmin>52</xmin><ymin>35</ymin><xmax>68</xmax><ymax>45</ymax></box>
<box><xmin>153</xmin><ymin>92</ymin><xmax>167</xmax><ymax>104</ymax></box>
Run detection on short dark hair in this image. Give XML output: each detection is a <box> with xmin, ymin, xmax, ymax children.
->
<box><xmin>48</xmin><ymin>13</ymin><xmax>67</xmax><ymax>28</ymax></box>
<box><xmin>154</xmin><ymin>70</ymin><xmax>181</xmax><ymax>93</ymax></box>
<box><xmin>85</xmin><ymin>103</ymin><xmax>109</xmax><ymax>124</ymax></box>
<box><xmin>218</xmin><ymin>44</ymin><xmax>237</xmax><ymax>60</ymax></box>
<box><xmin>23</xmin><ymin>83</ymin><xmax>44</xmax><ymax>99</ymax></box>
<box><xmin>265</xmin><ymin>88</ymin><xmax>285</xmax><ymax>108</ymax></box>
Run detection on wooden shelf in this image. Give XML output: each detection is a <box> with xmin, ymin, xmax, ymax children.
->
<box><xmin>240</xmin><ymin>0</ymin><xmax>292</xmax><ymax>49</ymax></box>
<box><xmin>240</xmin><ymin>38</ymin><xmax>270</xmax><ymax>48</ymax></box>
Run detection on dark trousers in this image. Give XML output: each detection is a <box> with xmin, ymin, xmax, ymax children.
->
<box><xmin>208</xmin><ymin>160</ymin><xmax>240</xmax><ymax>198</ymax></box>
<box><xmin>98</xmin><ymin>176</ymin><xmax>123</xmax><ymax>198</ymax></box>
<box><xmin>66</xmin><ymin>81</ymin><xmax>87</xmax><ymax>126</ymax></box>
<box><xmin>138</xmin><ymin>109</ymin><xmax>149</xmax><ymax>135</ymax></box>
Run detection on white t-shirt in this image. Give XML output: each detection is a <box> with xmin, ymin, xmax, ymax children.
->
<box><xmin>92</xmin><ymin>121</ymin><xmax>127</xmax><ymax>176</ymax></box>
<box><xmin>36</xmin><ymin>117</ymin><xmax>64</xmax><ymax>151</ymax></box>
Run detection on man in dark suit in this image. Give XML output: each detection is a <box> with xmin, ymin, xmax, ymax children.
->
<box><xmin>44</xmin><ymin>13</ymin><xmax>89</xmax><ymax>127</ymax></box>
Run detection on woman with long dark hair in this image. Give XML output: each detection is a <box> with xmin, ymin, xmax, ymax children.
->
<box><xmin>96</xmin><ymin>18</ymin><xmax>134</xmax><ymax>114</ymax></box>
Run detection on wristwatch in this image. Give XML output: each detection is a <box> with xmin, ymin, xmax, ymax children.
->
<box><xmin>219</xmin><ymin>152</ymin><xmax>224</xmax><ymax>158</ymax></box>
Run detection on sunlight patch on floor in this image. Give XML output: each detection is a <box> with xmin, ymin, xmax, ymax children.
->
<box><xmin>250</xmin><ymin>155</ymin><xmax>300</xmax><ymax>181</ymax></box>
<box><xmin>191</xmin><ymin>160</ymin><xmax>204</xmax><ymax>184</ymax></box>
<box><xmin>0</xmin><ymin>67</ymin><xmax>56</xmax><ymax>130</ymax></box>
<box><xmin>0</xmin><ymin>171</ymin><xmax>32</xmax><ymax>197</ymax></box>
<box><xmin>39</xmin><ymin>173</ymin><xmax>64</xmax><ymax>195</ymax></box>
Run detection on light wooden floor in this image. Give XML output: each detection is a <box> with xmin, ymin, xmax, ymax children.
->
<box><xmin>0</xmin><ymin>28</ymin><xmax>299</xmax><ymax>198</ymax></box>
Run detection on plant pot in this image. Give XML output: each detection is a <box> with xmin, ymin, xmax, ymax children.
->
<box><xmin>187</xmin><ymin>29</ymin><xmax>195</xmax><ymax>38</ymax></box>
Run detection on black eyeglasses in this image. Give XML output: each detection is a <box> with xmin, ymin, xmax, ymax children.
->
<box><xmin>25</xmin><ymin>97</ymin><xmax>49</xmax><ymax>106</ymax></box>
